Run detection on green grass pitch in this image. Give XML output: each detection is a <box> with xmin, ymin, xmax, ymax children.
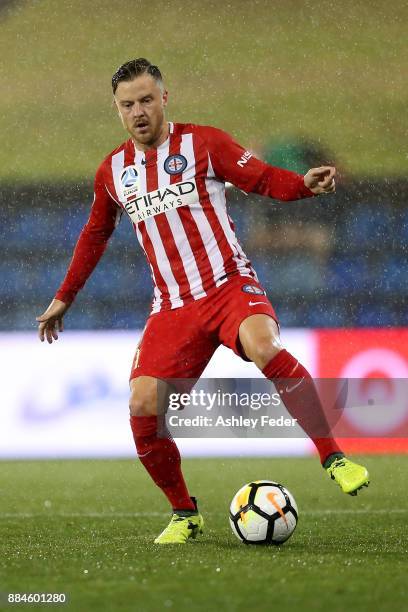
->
<box><xmin>1</xmin><ymin>455</ymin><xmax>407</xmax><ymax>611</ymax></box>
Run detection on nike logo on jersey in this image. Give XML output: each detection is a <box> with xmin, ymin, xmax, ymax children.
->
<box><xmin>124</xmin><ymin>179</ymin><xmax>198</xmax><ymax>223</ymax></box>
<box><xmin>237</xmin><ymin>150</ymin><xmax>253</xmax><ymax>167</ymax></box>
<box><xmin>285</xmin><ymin>377</ymin><xmax>305</xmax><ymax>393</ymax></box>
<box><xmin>249</xmin><ymin>301</ymin><xmax>267</xmax><ymax>306</ymax></box>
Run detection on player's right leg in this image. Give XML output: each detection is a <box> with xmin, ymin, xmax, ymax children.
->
<box><xmin>128</xmin><ymin>305</ymin><xmax>216</xmax><ymax>543</ymax></box>
<box><xmin>129</xmin><ymin>375</ymin><xmax>204</xmax><ymax>544</ymax></box>
<box><xmin>129</xmin><ymin>375</ymin><xmax>196</xmax><ymax>512</ymax></box>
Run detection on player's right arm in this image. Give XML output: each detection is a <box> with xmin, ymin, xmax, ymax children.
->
<box><xmin>36</xmin><ymin>163</ymin><xmax>120</xmax><ymax>344</ymax></box>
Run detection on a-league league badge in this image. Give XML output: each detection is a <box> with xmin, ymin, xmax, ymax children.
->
<box><xmin>242</xmin><ymin>284</ymin><xmax>265</xmax><ymax>295</ymax></box>
<box><xmin>164</xmin><ymin>154</ymin><xmax>188</xmax><ymax>175</ymax></box>
<box><xmin>121</xmin><ymin>166</ymin><xmax>138</xmax><ymax>188</ymax></box>
<box><xmin>121</xmin><ymin>165</ymin><xmax>139</xmax><ymax>199</ymax></box>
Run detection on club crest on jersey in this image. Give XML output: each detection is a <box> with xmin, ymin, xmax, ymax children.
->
<box><xmin>242</xmin><ymin>284</ymin><xmax>265</xmax><ymax>295</ymax></box>
<box><xmin>121</xmin><ymin>165</ymin><xmax>140</xmax><ymax>198</ymax></box>
<box><xmin>164</xmin><ymin>154</ymin><xmax>188</xmax><ymax>175</ymax></box>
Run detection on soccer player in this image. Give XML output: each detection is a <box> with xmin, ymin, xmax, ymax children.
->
<box><xmin>37</xmin><ymin>58</ymin><xmax>369</xmax><ymax>544</ymax></box>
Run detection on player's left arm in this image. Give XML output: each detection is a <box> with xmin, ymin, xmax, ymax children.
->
<box><xmin>200</xmin><ymin>126</ymin><xmax>335</xmax><ymax>201</ymax></box>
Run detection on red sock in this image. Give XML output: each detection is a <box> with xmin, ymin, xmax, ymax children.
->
<box><xmin>262</xmin><ymin>349</ymin><xmax>343</xmax><ymax>464</ymax></box>
<box><xmin>130</xmin><ymin>415</ymin><xmax>195</xmax><ymax>510</ymax></box>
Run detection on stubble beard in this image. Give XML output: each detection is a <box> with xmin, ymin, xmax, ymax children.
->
<box><xmin>130</xmin><ymin>118</ymin><xmax>166</xmax><ymax>149</ymax></box>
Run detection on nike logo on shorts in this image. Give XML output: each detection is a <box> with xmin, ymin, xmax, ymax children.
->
<box><xmin>249</xmin><ymin>301</ymin><xmax>267</xmax><ymax>306</ymax></box>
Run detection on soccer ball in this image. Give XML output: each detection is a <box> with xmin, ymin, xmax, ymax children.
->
<box><xmin>229</xmin><ymin>480</ymin><xmax>298</xmax><ymax>545</ymax></box>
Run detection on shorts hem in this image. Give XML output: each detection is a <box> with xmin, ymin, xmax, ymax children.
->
<box><xmin>233</xmin><ymin>310</ymin><xmax>280</xmax><ymax>362</ymax></box>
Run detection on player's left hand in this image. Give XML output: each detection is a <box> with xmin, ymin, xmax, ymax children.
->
<box><xmin>304</xmin><ymin>166</ymin><xmax>336</xmax><ymax>195</ymax></box>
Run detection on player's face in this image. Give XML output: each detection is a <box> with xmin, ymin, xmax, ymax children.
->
<box><xmin>114</xmin><ymin>75</ymin><xmax>168</xmax><ymax>150</ymax></box>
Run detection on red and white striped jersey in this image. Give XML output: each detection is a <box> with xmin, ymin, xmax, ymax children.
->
<box><xmin>56</xmin><ymin>122</ymin><xmax>313</xmax><ymax>311</ymax></box>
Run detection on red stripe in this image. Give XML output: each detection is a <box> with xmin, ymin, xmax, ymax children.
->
<box><xmin>124</xmin><ymin>140</ymin><xmax>135</xmax><ymax>167</ymax></box>
<box><xmin>227</xmin><ymin>214</ymin><xmax>256</xmax><ymax>279</ymax></box>
<box><xmin>138</xmin><ymin>221</ymin><xmax>172</xmax><ymax>309</ymax></box>
<box><xmin>130</xmin><ymin>143</ymin><xmax>172</xmax><ymax>309</ymax></box>
<box><xmin>168</xmin><ymin>134</ymin><xmax>216</xmax><ymax>294</ymax></box>
<box><xmin>168</xmin><ymin>133</ymin><xmax>215</xmax><ymax>294</ymax></box>
<box><xmin>121</xmin><ymin>141</ymin><xmax>138</xmax><ymax>205</ymax></box>
<box><xmin>136</xmin><ymin>147</ymin><xmax>172</xmax><ymax>310</ymax></box>
<box><xmin>105</xmin><ymin>171</ymin><xmax>119</xmax><ymax>204</ymax></box>
<box><xmin>106</xmin><ymin>144</ymin><xmax>127</xmax><ymax>204</ymax></box>
<box><xmin>192</xmin><ymin>134</ymin><xmax>239</xmax><ymax>277</ymax></box>
<box><xmin>168</xmin><ymin>133</ymin><xmax>184</xmax><ymax>184</ymax></box>
<box><xmin>146</xmin><ymin>148</ymin><xmax>191</xmax><ymax>304</ymax></box>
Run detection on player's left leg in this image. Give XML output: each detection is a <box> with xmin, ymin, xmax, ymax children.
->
<box><xmin>238</xmin><ymin>314</ymin><xmax>369</xmax><ymax>495</ymax></box>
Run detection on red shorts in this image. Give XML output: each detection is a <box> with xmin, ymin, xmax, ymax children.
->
<box><xmin>130</xmin><ymin>274</ymin><xmax>278</xmax><ymax>382</ymax></box>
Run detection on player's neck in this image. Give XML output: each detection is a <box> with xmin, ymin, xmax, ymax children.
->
<box><xmin>132</xmin><ymin>121</ymin><xmax>170</xmax><ymax>152</ymax></box>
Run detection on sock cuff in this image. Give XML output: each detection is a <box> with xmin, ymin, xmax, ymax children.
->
<box><xmin>262</xmin><ymin>349</ymin><xmax>304</xmax><ymax>379</ymax></box>
<box><xmin>130</xmin><ymin>415</ymin><xmax>158</xmax><ymax>437</ymax></box>
<box><xmin>322</xmin><ymin>452</ymin><xmax>345</xmax><ymax>469</ymax></box>
<box><xmin>262</xmin><ymin>349</ymin><xmax>287</xmax><ymax>375</ymax></box>
<box><xmin>173</xmin><ymin>496</ymin><xmax>198</xmax><ymax>515</ymax></box>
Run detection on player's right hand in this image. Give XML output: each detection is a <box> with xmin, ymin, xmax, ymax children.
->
<box><xmin>36</xmin><ymin>299</ymin><xmax>70</xmax><ymax>344</ymax></box>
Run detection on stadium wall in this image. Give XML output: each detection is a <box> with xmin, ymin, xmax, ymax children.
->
<box><xmin>1</xmin><ymin>329</ymin><xmax>407</xmax><ymax>459</ymax></box>
<box><xmin>2</xmin><ymin>179</ymin><xmax>408</xmax><ymax>332</ymax></box>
